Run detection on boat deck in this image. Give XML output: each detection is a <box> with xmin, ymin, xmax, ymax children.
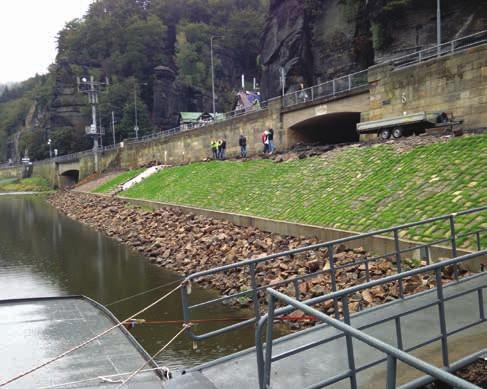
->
<box><xmin>0</xmin><ymin>296</ymin><xmax>164</xmax><ymax>388</ymax></box>
<box><xmin>167</xmin><ymin>273</ymin><xmax>487</xmax><ymax>388</ymax></box>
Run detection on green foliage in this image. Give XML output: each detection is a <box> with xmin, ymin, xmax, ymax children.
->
<box><xmin>49</xmin><ymin>127</ymin><xmax>92</xmax><ymax>155</ymax></box>
<box><xmin>0</xmin><ymin>176</ymin><xmax>51</xmax><ymax>192</ymax></box>
<box><xmin>371</xmin><ymin>22</ymin><xmax>386</xmax><ymax>50</ymax></box>
<box><xmin>92</xmin><ymin>168</ymin><xmax>145</xmax><ymax>193</ymax></box>
<box><xmin>175</xmin><ymin>22</ymin><xmax>212</xmax><ymax>88</ymax></box>
<box><xmin>123</xmin><ymin>136</ymin><xmax>487</xmax><ymax>249</ymax></box>
<box><xmin>383</xmin><ymin>0</ymin><xmax>412</xmax><ymax>13</ymax></box>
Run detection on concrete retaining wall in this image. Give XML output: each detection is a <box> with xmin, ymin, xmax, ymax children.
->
<box><xmin>119</xmin><ymin>196</ymin><xmax>485</xmax><ymax>271</ymax></box>
<box><xmin>120</xmin><ymin>99</ymin><xmax>282</xmax><ymax>169</ymax></box>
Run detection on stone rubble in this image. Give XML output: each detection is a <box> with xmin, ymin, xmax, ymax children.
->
<box><xmin>48</xmin><ymin>191</ymin><xmax>469</xmax><ymax>316</ymax></box>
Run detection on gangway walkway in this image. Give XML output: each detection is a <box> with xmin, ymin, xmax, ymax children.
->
<box><xmin>167</xmin><ymin>207</ymin><xmax>486</xmax><ymax>388</ymax></box>
<box><xmin>168</xmin><ymin>253</ymin><xmax>486</xmax><ymax>388</ymax></box>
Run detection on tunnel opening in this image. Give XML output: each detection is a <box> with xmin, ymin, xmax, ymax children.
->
<box><xmin>289</xmin><ymin>112</ymin><xmax>361</xmax><ymax>146</ymax></box>
<box><xmin>59</xmin><ymin>170</ymin><xmax>80</xmax><ymax>188</ymax></box>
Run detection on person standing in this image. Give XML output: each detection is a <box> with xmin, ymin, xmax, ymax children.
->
<box><xmin>211</xmin><ymin>140</ymin><xmax>218</xmax><ymax>159</ymax></box>
<box><xmin>217</xmin><ymin>139</ymin><xmax>223</xmax><ymax>159</ymax></box>
<box><xmin>262</xmin><ymin>130</ymin><xmax>268</xmax><ymax>154</ymax></box>
<box><xmin>239</xmin><ymin>134</ymin><xmax>247</xmax><ymax>158</ymax></box>
<box><xmin>220</xmin><ymin>137</ymin><xmax>227</xmax><ymax>160</ymax></box>
<box><xmin>268</xmin><ymin>128</ymin><xmax>275</xmax><ymax>154</ymax></box>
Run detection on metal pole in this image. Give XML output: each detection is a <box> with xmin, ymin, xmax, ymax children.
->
<box><xmin>437</xmin><ymin>0</ymin><xmax>441</xmax><ymax>56</ymax></box>
<box><xmin>211</xmin><ymin>36</ymin><xmax>216</xmax><ymax>117</ymax></box>
<box><xmin>111</xmin><ymin>111</ymin><xmax>116</xmax><ymax>147</ymax></box>
<box><xmin>134</xmin><ymin>83</ymin><xmax>138</xmax><ymax>140</ymax></box>
<box><xmin>90</xmin><ymin>76</ymin><xmax>99</xmax><ymax>172</ymax></box>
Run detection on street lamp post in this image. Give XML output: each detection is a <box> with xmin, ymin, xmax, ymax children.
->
<box><xmin>211</xmin><ymin>35</ymin><xmax>223</xmax><ymax>117</ymax></box>
<box><xmin>134</xmin><ymin>82</ymin><xmax>148</xmax><ymax>140</ymax></box>
<box><xmin>437</xmin><ymin>0</ymin><xmax>441</xmax><ymax>56</ymax></box>
<box><xmin>47</xmin><ymin>138</ymin><xmax>52</xmax><ymax>159</ymax></box>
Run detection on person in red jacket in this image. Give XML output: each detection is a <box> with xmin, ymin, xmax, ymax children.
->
<box><xmin>262</xmin><ymin>130</ymin><xmax>269</xmax><ymax>154</ymax></box>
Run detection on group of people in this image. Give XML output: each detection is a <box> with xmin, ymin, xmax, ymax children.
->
<box><xmin>210</xmin><ymin>138</ymin><xmax>227</xmax><ymax>160</ymax></box>
<box><xmin>210</xmin><ymin>128</ymin><xmax>275</xmax><ymax>160</ymax></box>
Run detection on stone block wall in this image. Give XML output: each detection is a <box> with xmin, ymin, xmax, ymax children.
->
<box><xmin>120</xmin><ymin>99</ymin><xmax>282</xmax><ymax>168</ymax></box>
<box><xmin>367</xmin><ymin>44</ymin><xmax>487</xmax><ymax>131</ymax></box>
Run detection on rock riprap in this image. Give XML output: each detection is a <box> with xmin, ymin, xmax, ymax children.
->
<box><xmin>48</xmin><ymin>192</ymin><xmax>467</xmax><ymax>315</ymax></box>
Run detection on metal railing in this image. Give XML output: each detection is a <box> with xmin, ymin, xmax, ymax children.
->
<box><xmin>389</xmin><ymin>30</ymin><xmax>487</xmax><ymax>70</ymax></box>
<box><xmin>123</xmin><ymin>102</ymin><xmax>269</xmax><ymax>145</ymax></box>
<box><xmin>181</xmin><ymin>206</ymin><xmax>486</xmax><ymax>342</ymax></box>
<box><xmin>256</xmin><ymin>248</ymin><xmax>486</xmax><ymax>389</ymax></box>
<box><xmin>282</xmin><ymin>70</ymin><xmax>369</xmax><ymax>108</ymax></box>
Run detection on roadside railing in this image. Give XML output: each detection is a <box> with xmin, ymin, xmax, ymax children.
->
<box><xmin>256</xmin><ymin>248</ymin><xmax>486</xmax><ymax>389</ymax></box>
<box><xmin>390</xmin><ymin>30</ymin><xmax>487</xmax><ymax>69</ymax></box>
<box><xmin>282</xmin><ymin>70</ymin><xmax>368</xmax><ymax>108</ymax></box>
<box><xmin>181</xmin><ymin>206</ymin><xmax>486</xmax><ymax>342</ymax></box>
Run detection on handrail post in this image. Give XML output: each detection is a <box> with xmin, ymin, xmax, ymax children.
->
<box><xmin>348</xmin><ymin>74</ymin><xmax>352</xmax><ymax>90</ymax></box>
<box><xmin>343</xmin><ymin>295</ymin><xmax>358</xmax><ymax>389</ymax></box>
<box><xmin>449</xmin><ymin>214</ymin><xmax>459</xmax><ymax>280</ymax></box>
<box><xmin>311</xmin><ymin>86</ymin><xmax>314</xmax><ymax>101</ymax></box>
<box><xmin>255</xmin><ymin>316</ymin><xmax>266</xmax><ymax>389</ymax></box>
<box><xmin>393</xmin><ymin>229</ymin><xmax>404</xmax><ymax>298</ymax></box>
<box><xmin>328</xmin><ymin>244</ymin><xmax>340</xmax><ymax>318</ymax></box>
<box><xmin>435</xmin><ymin>268</ymin><xmax>449</xmax><ymax>367</ymax></box>
<box><xmin>386</xmin><ymin>355</ymin><xmax>397</xmax><ymax>389</ymax></box>
<box><xmin>332</xmin><ymin>79</ymin><xmax>336</xmax><ymax>96</ymax></box>
<box><xmin>264</xmin><ymin>293</ymin><xmax>275</xmax><ymax>388</ymax></box>
<box><xmin>249</xmin><ymin>263</ymin><xmax>261</xmax><ymax>321</ymax></box>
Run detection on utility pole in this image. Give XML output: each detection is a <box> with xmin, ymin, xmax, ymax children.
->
<box><xmin>134</xmin><ymin>83</ymin><xmax>139</xmax><ymax>140</ymax></box>
<box><xmin>77</xmin><ymin>75</ymin><xmax>108</xmax><ymax>172</ymax></box>
<box><xmin>111</xmin><ymin>111</ymin><xmax>116</xmax><ymax>147</ymax></box>
<box><xmin>133</xmin><ymin>81</ymin><xmax>147</xmax><ymax>140</ymax></box>
<box><xmin>280</xmin><ymin>67</ymin><xmax>286</xmax><ymax>96</ymax></box>
<box><xmin>437</xmin><ymin>0</ymin><xmax>441</xmax><ymax>56</ymax></box>
<box><xmin>210</xmin><ymin>35</ymin><xmax>223</xmax><ymax>117</ymax></box>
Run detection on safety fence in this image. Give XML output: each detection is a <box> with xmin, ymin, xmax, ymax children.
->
<box><xmin>282</xmin><ymin>70</ymin><xmax>368</xmax><ymax>108</ymax></box>
<box><xmin>181</xmin><ymin>206</ymin><xmax>487</xmax><ymax>342</ymax></box>
<box><xmin>256</xmin><ymin>248</ymin><xmax>486</xmax><ymax>389</ymax></box>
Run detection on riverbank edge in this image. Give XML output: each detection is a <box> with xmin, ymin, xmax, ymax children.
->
<box><xmin>74</xmin><ymin>189</ymin><xmax>481</xmax><ymax>271</ymax></box>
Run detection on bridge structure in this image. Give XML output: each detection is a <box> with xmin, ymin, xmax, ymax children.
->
<box><xmin>0</xmin><ymin>31</ymin><xmax>485</xmax><ymax>187</ymax></box>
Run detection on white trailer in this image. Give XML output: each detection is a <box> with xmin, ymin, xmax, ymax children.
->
<box><xmin>357</xmin><ymin>111</ymin><xmax>462</xmax><ymax>140</ymax></box>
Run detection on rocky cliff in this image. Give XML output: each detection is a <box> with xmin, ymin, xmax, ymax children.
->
<box><xmin>260</xmin><ymin>0</ymin><xmax>487</xmax><ymax>98</ymax></box>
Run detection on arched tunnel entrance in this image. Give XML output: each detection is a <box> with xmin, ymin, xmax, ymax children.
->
<box><xmin>288</xmin><ymin>112</ymin><xmax>361</xmax><ymax>146</ymax></box>
<box><xmin>59</xmin><ymin>170</ymin><xmax>80</xmax><ymax>188</ymax></box>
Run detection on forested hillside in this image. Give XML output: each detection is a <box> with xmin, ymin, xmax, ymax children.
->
<box><xmin>0</xmin><ymin>0</ymin><xmax>268</xmax><ymax>162</ymax></box>
<box><xmin>0</xmin><ymin>0</ymin><xmax>485</xmax><ymax>162</ymax></box>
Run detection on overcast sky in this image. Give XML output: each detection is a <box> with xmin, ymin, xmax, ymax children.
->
<box><xmin>0</xmin><ymin>0</ymin><xmax>94</xmax><ymax>84</ymax></box>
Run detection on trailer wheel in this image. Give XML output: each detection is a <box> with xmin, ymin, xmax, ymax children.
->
<box><xmin>379</xmin><ymin>129</ymin><xmax>391</xmax><ymax>140</ymax></box>
<box><xmin>392</xmin><ymin>127</ymin><xmax>403</xmax><ymax>139</ymax></box>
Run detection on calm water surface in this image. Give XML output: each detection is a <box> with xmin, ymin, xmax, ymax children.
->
<box><xmin>0</xmin><ymin>195</ymin><xmax>259</xmax><ymax>373</ymax></box>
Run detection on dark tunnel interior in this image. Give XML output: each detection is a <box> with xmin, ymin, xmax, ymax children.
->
<box><xmin>59</xmin><ymin>170</ymin><xmax>80</xmax><ymax>188</ymax></box>
<box><xmin>289</xmin><ymin>112</ymin><xmax>361</xmax><ymax>145</ymax></box>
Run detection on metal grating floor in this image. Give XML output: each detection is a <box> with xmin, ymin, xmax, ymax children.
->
<box><xmin>0</xmin><ymin>296</ymin><xmax>164</xmax><ymax>388</ymax></box>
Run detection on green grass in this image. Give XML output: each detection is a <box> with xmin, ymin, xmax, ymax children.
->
<box><xmin>0</xmin><ymin>176</ymin><xmax>51</xmax><ymax>192</ymax></box>
<box><xmin>121</xmin><ymin>136</ymin><xmax>487</xmax><ymax>248</ymax></box>
<box><xmin>92</xmin><ymin>168</ymin><xmax>144</xmax><ymax>193</ymax></box>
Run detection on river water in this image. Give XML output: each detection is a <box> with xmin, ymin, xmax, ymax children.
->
<box><xmin>0</xmin><ymin>195</ymin><xmax>258</xmax><ymax>373</ymax></box>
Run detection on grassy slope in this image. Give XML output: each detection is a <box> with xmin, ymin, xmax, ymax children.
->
<box><xmin>92</xmin><ymin>169</ymin><xmax>144</xmax><ymax>193</ymax></box>
<box><xmin>0</xmin><ymin>177</ymin><xmax>51</xmax><ymax>192</ymax></box>
<box><xmin>120</xmin><ymin>136</ymin><xmax>486</xmax><ymax>247</ymax></box>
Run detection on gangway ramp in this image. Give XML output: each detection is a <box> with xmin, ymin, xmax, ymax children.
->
<box><xmin>168</xmin><ymin>207</ymin><xmax>486</xmax><ymax>388</ymax></box>
<box><xmin>168</xmin><ymin>271</ymin><xmax>486</xmax><ymax>388</ymax></box>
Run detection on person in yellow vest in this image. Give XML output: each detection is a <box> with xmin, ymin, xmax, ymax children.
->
<box><xmin>211</xmin><ymin>140</ymin><xmax>218</xmax><ymax>159</ymax></box>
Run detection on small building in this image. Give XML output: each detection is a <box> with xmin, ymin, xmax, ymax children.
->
<box><xmin>179</xmin><ymin>112</ymin><xmax>219</xmax><ymax>130</ymax></box>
